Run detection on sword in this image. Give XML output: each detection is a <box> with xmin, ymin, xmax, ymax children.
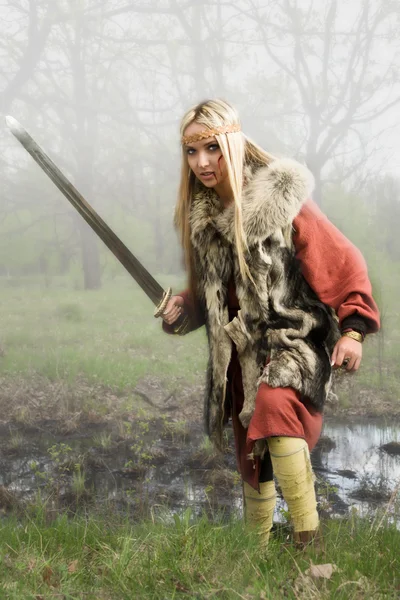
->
<box><xmin>5</xmin><ymin>116</ymin><xmax>188</xmax><ymax>332</ymax></box>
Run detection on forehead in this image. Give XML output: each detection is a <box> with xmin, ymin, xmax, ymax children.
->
<box><xmin>183</xmin><ymin>121</ymin><xmax>216</xmax><ymax>147</ymax></box>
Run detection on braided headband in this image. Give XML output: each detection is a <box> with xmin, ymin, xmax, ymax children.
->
<box><xmin>181</xmin><ymin>123</ymin><xmax>241</xmax><ymax>145</ymax></box>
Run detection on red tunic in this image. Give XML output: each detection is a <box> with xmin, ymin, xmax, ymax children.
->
<box><xmin>293</xmin><ymin>201</ymin><xmax>379</xmax><ymax>332</ymax></box>
<box><xmin>226</xmin><ymin>278</ymin><xmax>324</xmax><ymax>488</ymax></box>
<box><xmin>164</xmin><ymin>200</ymin><xmax>380</xmax><ymax>489</ymax></box>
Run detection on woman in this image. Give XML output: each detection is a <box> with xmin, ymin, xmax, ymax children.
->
<box><xmin>161</xmin><ymin>99</ymin><xmax>380</xmax><ymax>546</ymax></box>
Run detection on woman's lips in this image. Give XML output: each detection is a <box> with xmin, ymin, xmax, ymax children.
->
<box><xmin>200</xmin><ymin>172</ymin><xmax>215</xmax><ymax>180</ymax></box>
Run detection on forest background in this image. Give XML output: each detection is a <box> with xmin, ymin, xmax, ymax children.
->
<box><xmin>1</xmin><ymin>2</ymin><xmax>400</xmax><ymax>598</ymax></box>
<box><xmin>1</xmin><ymin>0</ymin><xmax>400</xmax><ymax>409</ymax></box>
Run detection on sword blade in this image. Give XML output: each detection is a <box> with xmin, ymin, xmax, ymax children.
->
<box><xmin>6</xmin><ymin>116</ymin><xmax>165</xmax><ymax>306</ymax></box>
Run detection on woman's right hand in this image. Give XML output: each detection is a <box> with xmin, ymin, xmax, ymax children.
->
<box><xmin>162</xmin><ymin>295</ymin><xmax>184</xmax><ymax>325</ymax></box>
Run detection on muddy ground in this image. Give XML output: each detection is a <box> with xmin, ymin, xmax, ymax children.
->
<box><xmin>0</xmin><ymin>374</ymin><xmax>399</xmax><ymax>523</ymax></box>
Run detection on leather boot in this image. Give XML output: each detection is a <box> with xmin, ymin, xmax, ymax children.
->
<box><xmin>294</xmin><ymin>528</ymin><xmax>324</xmax><ymax>551</ymax></box>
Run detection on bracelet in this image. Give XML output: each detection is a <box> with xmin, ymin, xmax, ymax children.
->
<box><xmin>342</xmin><ymin>330</ymin><xmax>363</xmax><ymax>343</ymax></box>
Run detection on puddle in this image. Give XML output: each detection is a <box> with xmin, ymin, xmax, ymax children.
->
<box><xmin>1</xmin><ymin>418</ymin><xmax>399</xmax><ymax>522</ymax></box>
<box><xmin>313</xmin><ymin>419</ymin><xmax>400</xmax><ymax>517</ymax></box>
<box><xmin>0</xmin><ymin>421</ymin><xmax>242</xmax><ymax>519</ymax></box>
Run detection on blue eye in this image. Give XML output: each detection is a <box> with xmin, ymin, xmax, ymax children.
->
<box><xmin>185</xmin><ymin>144</ymin><xmax>219</xmax><ymax>155</ymax></box>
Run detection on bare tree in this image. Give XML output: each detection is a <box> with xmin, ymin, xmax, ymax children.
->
<box><xmin>3</xmin><ymin>0</ymin><xmax>399</xmax><ymax>283</ymax></box>
<box><xmin>0</xmin><ymin>1</ymin><xmax>60</xmax><ymax>112</ymax></box>
<box><xmin>234</xmin><ymin>0</ymin><xmax>400</xmax><ymax>205</ymax></box>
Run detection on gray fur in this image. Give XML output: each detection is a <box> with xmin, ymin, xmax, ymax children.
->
<box><xmin>189</xmin><ymin>158</ymin><xmax>339</xmax><ymax>452</ymax></box>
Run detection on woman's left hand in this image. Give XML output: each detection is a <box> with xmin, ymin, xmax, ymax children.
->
<box><xmin>331</xmin><ymin>336</ymin><xmax>363</xmax><ymax>372</ymax></box>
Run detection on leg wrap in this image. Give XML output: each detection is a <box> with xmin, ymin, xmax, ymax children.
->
<box><xmin>243</xmin><ymin>480</ymin><xmax>276</xmax><ymax>545</ymax></box>
<box><xmin>267</xmin><ymin>436</ymin><xmax>319</xmax><ymax>533</ymax></box>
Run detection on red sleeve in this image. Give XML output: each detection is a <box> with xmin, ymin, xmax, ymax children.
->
<box><xmin>162</xmin><ymin>289</ymin><xmax>205</xmax><ymax>335</ymax></box>
<box><xmin>292</xmin><ymin>200</ymin><xmax>380</xmax><ymax>334</ymax></box>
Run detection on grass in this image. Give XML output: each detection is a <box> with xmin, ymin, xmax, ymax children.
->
<box><xmin>0</xmin><ymin>276</ymin><xmax>208</xmax><ymax>425</ymax></box>
<box><xmin>0</xmin><ymin>275</ymin><xmax>207</xmax><ymax>391</ymax></box>
<box><xmin>162</xmin><ymin>418</ymin><xmax>190</xmax><ymax>442</ymax></box>
<box><xmin>7</xmin><ymin>430</ymin><xmax>24</xmax><ymax>451</ymax></box>
<box><xmin>0</xmin><ymin>276</ymin><xmax>399</xmax><ymax>598</ymax></box>
<box><xmin>92</xmin><ymin>432</ymin><xmax>113</xmax><ymax>451</ymax></box>
<box><xmin>71</xmin><ymin>466</ymin><xmax>87</xmax><ymax>498</ymax></box>
<box><xmin>0</xmin><ymin>508</ymin><xmax>399</xmax><ymax>599</ymax></box>
<box><xmin>191</xmin><ymin>435</ymin><xmax>222</xmax><ymax>467</ymax></box>
<box><xmin>0</xmin><ymin>275</ymin><xmax>399</xmax><ymax>418</ymax></box>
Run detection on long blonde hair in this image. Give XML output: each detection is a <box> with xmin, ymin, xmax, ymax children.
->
<box><xmin>175</xmin><ymin>99</ymin><xmax>275</xmax><ymax>295</ymax></box>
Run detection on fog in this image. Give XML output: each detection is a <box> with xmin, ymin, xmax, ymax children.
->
<box><xmin>0</xmin><ymin>0</ymin><xmax>399</xmax><ymax>528</ymax></box>
<box><xmin>1</xmin><ymin>0</ymin><xmax>399</xmax><ymax>284</ymax></box>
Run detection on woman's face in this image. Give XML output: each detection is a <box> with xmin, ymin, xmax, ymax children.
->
<box><xmin>183</xmin><ymin>121</ymin><xmax>228</xmax><ymax>189</ymax></box>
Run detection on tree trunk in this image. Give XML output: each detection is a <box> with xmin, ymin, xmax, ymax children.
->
<box><xmin>74</xmin><ymin>146</ymin><xmax>101</xmax><ymax>290</ymax></box>
<box><xmin>305</xmin><ymin>149</ymin><xmax>323</xmax><ymax>207</ymax></box>
<box><xmin>153</xmin><ymin>193</ymin><xmax>164</xmax><ymax>273</ymax></box>
<box><xmin>78</xmin><ymin>219</ymin><xmax>101</xmax><ymax>290</ymax></box>
<box><xmin>311</xmin><ymin>166</ymin><xmax>323</xmax><ymax>208</ymax></box>
<box><xmin>71</xmin><ymin>7</ymin><xmax>101</xmax><ymax>290</ymax></box>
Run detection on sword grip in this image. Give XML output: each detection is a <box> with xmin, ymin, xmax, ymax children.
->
<box><xmin>171</xmin><ymin>313</ymin><xmax>190</xmax><ymax>335</ymax></box>
<box><xmin>154</xmin><ymin>288</ymin><xmax>190</xmax><ymax>335</ymax></box>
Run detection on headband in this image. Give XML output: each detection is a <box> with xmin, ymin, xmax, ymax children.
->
<box><xmin>181</xmin><ymin>123</ymin><xmax>241</xmax><ymax>145</ymax></box>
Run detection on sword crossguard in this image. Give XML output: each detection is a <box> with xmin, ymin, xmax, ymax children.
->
<box><xmin>154</xmin><ymin>288</ymin><xmax>190</xmax><ymax>335</ymax></box>
<box><xmin>154</xmin><ymin>288</ymin><xmax>172</xmax><ymax>319</ymax></box>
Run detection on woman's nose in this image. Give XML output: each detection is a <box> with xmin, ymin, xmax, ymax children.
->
<box><xmin>197</xmin><ymin>152</ymin><xmax>210</xmax><ymax>168</ymax></box>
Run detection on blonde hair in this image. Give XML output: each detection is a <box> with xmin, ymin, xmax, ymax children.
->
<box><xmin>175</xmin><ymin>99</ymin><xmax>275</xmax><ymax>295</ymax></box>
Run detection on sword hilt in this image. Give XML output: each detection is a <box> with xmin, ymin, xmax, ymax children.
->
<box><xmin>154</xmin><ymin>288</ymin><xmax>190</xmax><ymax>335</ymax></box>
<box><xmin>154</xmin><ymin>287</ymin><xmax>172</xmax><ymax>318</ymax></box>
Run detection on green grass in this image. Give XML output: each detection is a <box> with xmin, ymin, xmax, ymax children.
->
<box><xmin>0</xmin><ymin>276</ymin><xmax>399</xmax><ymax>598</ymax></box>
<box><xmin>0</xmin><ymin>275</ymin><xmax>399</xmax><ymax>416</ymax></box>
<box><xmin>0</xmin><ymin>276</ymin><xmax>207</xmax><ymax>390</ymax></box>
<box><xmin>0</xmin><ymin>509</ymin><xmax>399</xmax><ymax>599</ymax></box>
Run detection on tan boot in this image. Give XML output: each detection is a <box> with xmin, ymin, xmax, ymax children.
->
<box><xmin>243</xmin><ymin>480</ymin><xmax>276</xmax><ymax>547</ymax></box>
<box><xmin>267</xmin><ymin>437</ymin><xmax>319</xmax><ymax>535</ymax></box>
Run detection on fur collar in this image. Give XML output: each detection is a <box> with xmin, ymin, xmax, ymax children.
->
<box><xmin>190</xmin><ymin>158</ymin><xmax>314</xmax><ymax>247</ymax></box>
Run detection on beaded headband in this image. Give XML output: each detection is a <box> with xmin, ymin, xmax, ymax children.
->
<box><xmin>181</xmin><ymin>123</ymin><xmax>241</xmax><ymax>145</ymax></box>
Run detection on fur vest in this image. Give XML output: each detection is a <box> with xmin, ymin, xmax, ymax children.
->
<box><xmin>190</xmin><ymin>158</ymin><xmax>340</xmax><ymax>450</ymax></box>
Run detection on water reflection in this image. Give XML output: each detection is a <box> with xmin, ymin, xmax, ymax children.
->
<box><xmin>0</xmin><ymin>419</ymin><xmax>399</xmax><ymax>521</ymax></box>
<box><xmin>313</xmin><ymin>419</ymin><xmax>400</xmax><ymax>516</ymax></box>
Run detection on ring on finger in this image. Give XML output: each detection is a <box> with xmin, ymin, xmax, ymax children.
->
<box><xmin>342</xmin><ymin>357</ymin><xmax>351</xmax><ymax>367</ymax></box>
